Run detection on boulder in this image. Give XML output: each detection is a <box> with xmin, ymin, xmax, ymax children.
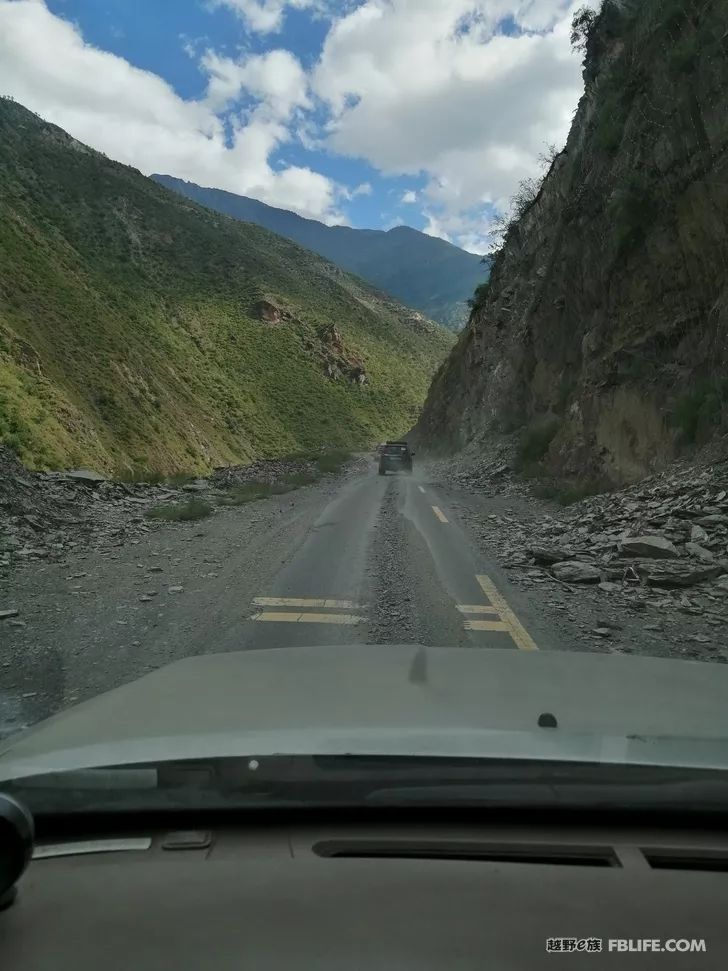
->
<box><xmin>684</xmin><ymin>542</ymin><xmax>715</xmax><ymax>562</ymax></box>
<box><xmin>690</xmin><ymin>524</ymin><xmax>709</xmax><ymax>543</ymax></box>
<box><xmin>530</xmin><ymin>546</ymin><xmax>571</xmax><ymax>565</ymax></box>
<box><xmin>637</xmin><ymin>562</ymin><xmax>722</xmax><ymax>588</ymax></box>
<box><xmin>551</xmin><ymin>561</ymin><xmax>602</xmax><ymax>583</ymax></box>
<box><xmin>62</xmin><ymin>469</ymin><xmax>107</xmax><ymax>485</ymax></box>
<box><xmin>619</xmin><ymin>535</ymin><xmax>678</xmax><ymax>559</ymax></box>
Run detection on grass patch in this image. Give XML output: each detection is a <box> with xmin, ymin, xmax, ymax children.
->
<box><xmin>315</xmin><ymin>449</ymin><xmax>352</xmax><ymax>474</ymax></box>
<box><xmin>145</xmin><ymin>498</ymin><xmax>213</xmax><ymax>522</ymax></box>
<box><xmin>515</xmin><ymin>418</ymin><xmax>561</xmax><ymax>471</ymax></box>
<box><xmin>114</xmin><ymin>468</ymin><xmax>196</xmax><ymax>486</ymax></box>
<box><xmin>114</xmin><ymin>467</ymin><xmax>166</xmax><ymax>485</ymax></box>
<box><xmin>165</xmin><ymin>472</ymin><xmax>196</xmax><ymax>487</ymax></box>
<box><xmin>223</xmin><ymin>472</ymin><xmax>319</xmax><ymax>506</ymax></box>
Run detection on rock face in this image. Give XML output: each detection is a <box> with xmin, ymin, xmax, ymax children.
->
<box><xmin>415</xmin><ymin>0</ymin><xmax>728</xmax><ymax>485</ymax></box>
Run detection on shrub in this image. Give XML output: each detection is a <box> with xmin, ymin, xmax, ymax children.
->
<box><xmin>467</xmin><ymin>281</ymin><xmax>490</xmax><ymax>312</ymax></box>
<box><xmin>669</xmin><ymin>33</ymin><xmax>699</xmax><ymax>75</ymax></box>
<box><xmin>512</xmin><ymin>177</ymin><xmax>542</xmax><ymax>220</ymax></box>
<box><xmin>608</xmin><ymin>173</ymin><xmax>658</xmax><ymax>258</ymax></box>
<box><xmin>571</xmin><ymin>5</ymin><xmax>598</xmax><ymax>52</ymax></box>
<box><xmin>671</xmin><ymin>378</ymin><xmax>728</xmax><ymax>444</ymax></box>
<box><xmin>594</xmin><ymin>115</ymin><xmax>625</xmax><ymax>155</ymax></box>
<box><xmin>146</xmin><ymin>498</ymin><xmax>213</xmax><ymax>521</ymax></box>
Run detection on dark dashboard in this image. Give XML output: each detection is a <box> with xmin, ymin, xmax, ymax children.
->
<box><xmin>2</xmin><ymin>812</ymin><xmax>727</xmax><ymax>969</ymax></box>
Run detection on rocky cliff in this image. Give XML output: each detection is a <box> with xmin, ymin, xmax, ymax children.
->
<box><xmin>415</xmin><ymin>0</ymin><xmax>728</xmax><ymax>486</ymax></box>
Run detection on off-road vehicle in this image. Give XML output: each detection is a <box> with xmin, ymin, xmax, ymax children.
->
<box><xmin>378</xmin><ymin>441</ymin><xmax>413</xmax><ymax>475</ymax></box>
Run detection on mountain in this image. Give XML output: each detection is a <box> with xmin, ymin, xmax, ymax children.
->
<box><xmin>415</xmin><ymin>0</ymin><xmax>728</xmax><ymax>486</ymax></box>
<box><xmin>0</xmin><ymin>98</ymin><xmax>453</xmax><ymax>473</ymax></box>
<box><xmin>153</xmin><ymin>175</ymin><xmax>487</xmax><ymax>331</ymax></box>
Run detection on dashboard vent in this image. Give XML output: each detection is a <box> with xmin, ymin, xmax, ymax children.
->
<box><xmin>643</xmin><ymin>849</ymin><xmax>728</xmax><ymax>872</ymax></box>
<box><xmin>314</xmin><ymin>840</ymin><xmax>620</xmax><ymax>867</ymax></box>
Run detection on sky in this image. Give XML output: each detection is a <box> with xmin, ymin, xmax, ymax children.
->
<box><xmin>0</xmin><ymin>0</ymin><xmax>594</xmax><ymax>253</ymax></box>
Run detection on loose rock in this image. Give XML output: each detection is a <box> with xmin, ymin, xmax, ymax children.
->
<box><xmin>620</xmin><ymin>536</ymin><xmax>678</xmax><ymax>559</ymax></box>
<box><xmin>551</xmin><ymin>561</ymin><xmax>602</xmax><ymax>584</ymax></box>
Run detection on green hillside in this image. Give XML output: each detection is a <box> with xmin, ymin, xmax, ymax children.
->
<box><xmin>154</xmin><ymin>174</ymin><xmax>488</xmax><ymax>332</ymax></box>
<box><xmin>0</xmin><ymin>99</ymin><xmax>453</xmax><ymax>472</ymax></box>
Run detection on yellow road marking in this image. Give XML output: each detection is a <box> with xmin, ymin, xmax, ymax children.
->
<box><xmin>253</xmin><ymin>597</ymin><xmax>359</xmax><ymax>609</ymax></box>
<box><xmin>432</xmin><ymin>506</ymin><xmax>449</xmax><ymax>523</ymax></box>
<box><xmin>476</xmin><ymin>575</ymin><xmax>539</xmax><ymax>651</ymax></box>
<box><xmin>299</xmin><ymin>613</ymin><xmax>361</xmax><ymax>625</ymax></box>
<box><xmin>457</xmin><ymin>604</ymin><xmax>500</xmax><ymax>615</ymax></box>
<box><xmin>252</xmin><ymin>611</ymin><xmax>361</xmax><ymax>625</ymax></box>
<box><xmin>464</xmin><ymin>620</ymin><xmax>510</xmax><ymax>632</ymax></box>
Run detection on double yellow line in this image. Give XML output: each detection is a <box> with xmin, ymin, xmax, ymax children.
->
<box><xmin>459</xmin><ymin>575</ymin><xmax>538</xmax><ymax>651</ymax></box>
<box><xmin>251</xmin><ymin>597</ymin><xmax>362</xmax><ymax>625</ymax></box>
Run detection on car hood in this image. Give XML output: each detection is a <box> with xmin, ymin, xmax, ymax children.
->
<box><xmin>2</xmin><ymin>645</ymin><xmax>728</xmax><ymax>781</ymax></box>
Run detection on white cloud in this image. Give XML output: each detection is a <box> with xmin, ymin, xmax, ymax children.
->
<box><xmin>0</xmin><ymin>0</ymin><xmax>342</xmax><ymax>222</ymax></box>
<box><xmin>422</xmin><ymin>214</ymin><xmax>452</xmax><ymax>245</ymax></box>
<box><xmin>313</xmin><ymin>0</ymin><xmax>587</xmax><ymax>245</ymax></box>
<box><xmin>210</xmin><ymin>0</ymin><xmax>319</xmax><ymax>34</ymax></box>
<box><xmin>0</xmin><ymin>0</ymin><xmax>596</xmax><ymax>248</ymax></box>
<box><xmin>201</xmin><ymin>48</ymin><xmax>310</xmax><ymax>116</ymax></box>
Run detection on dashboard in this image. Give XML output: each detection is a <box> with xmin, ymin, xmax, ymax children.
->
<box><xmin>2</xmin><ymin>814</ymin><xmax>728</xmax><ymax>968</ymax></box>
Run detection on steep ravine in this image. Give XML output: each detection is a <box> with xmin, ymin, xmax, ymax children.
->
<box><xmin>415</xmin><ymin>0</ymin><xmax>728</xmax><ymax>486</ymax></box>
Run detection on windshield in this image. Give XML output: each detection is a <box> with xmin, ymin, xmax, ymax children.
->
<box><xmin>1</xmin><ymin>0</ymin><xmax>727</xmax><ymax>814</ymax></box>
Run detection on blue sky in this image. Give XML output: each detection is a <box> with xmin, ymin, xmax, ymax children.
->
<box><xmin>1</xmin><ymin>0</ymin><xmax>590</xmax><ymax>251</ymax></box>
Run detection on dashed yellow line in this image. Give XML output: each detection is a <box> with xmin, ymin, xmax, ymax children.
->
<box><xmin>464</xmin><ymin>620</ymin><xmax>510</xmax><ymax>632</ymax></box>
<box><xmin>457</xmin><ymin>604</ymin><xmax>500</xmax><ymax>615</ymax></box>
<box><xmin>253</xmin><ymin>597</ymin><xmax>358</xmax><ymax>610</ymax></box>
<box><xmin>432</xmin><ymin>506</ymin><xmax>449</xmax><ymax>523</ymax></box>
<box><xmin>476</xmin><ymin>575</ymin><xmax>538</xmax><ymax>652</ymax></box>
<box><xmin>252</xmin><ymin>611</ymin><xmax>361</xmax><ymax>625</ymax></box>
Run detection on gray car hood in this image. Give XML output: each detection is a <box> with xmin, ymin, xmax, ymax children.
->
<box><xmin>2</xmin><ymin>645</ymin><xmax>728</xmax><ymax>781</ymax></box>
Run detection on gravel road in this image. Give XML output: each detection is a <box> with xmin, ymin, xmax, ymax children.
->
<box><xmin>2</xmin><ymin>455</ymin><xmax>726</xmax><ymax>738</ymax></box>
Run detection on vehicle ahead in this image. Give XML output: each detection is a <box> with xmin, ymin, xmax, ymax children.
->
<box><xmin>378</xmin><ymin>440</ymin><xmax>413</xmax><ymax>476</ymax></box>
